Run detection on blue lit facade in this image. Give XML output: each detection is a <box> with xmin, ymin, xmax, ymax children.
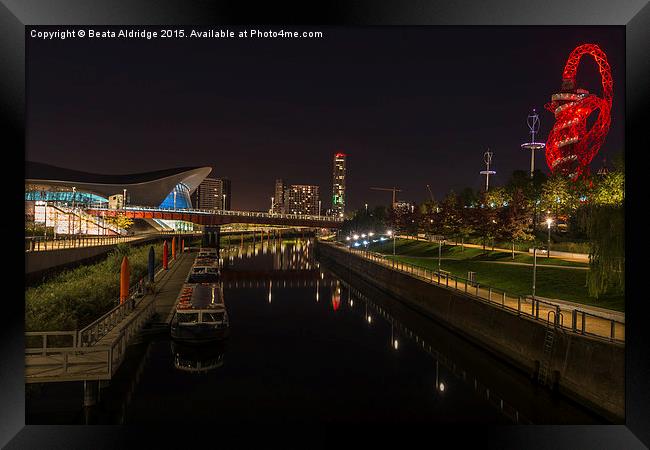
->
<box><xmin>159</xmin><ymin>182</ymin><xmax>192</xmax><ymax>209</ymax></box>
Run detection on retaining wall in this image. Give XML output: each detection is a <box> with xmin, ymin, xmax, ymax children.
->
<box><xmin>316</xmin><ymin>242</ymin><xmax>624</xmax><ymax>422</ymax></box>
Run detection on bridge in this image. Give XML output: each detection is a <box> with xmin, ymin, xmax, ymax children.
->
<box><xmin>85</xmin><ymin>206</ymin><xmax>344</xmax><ymax>228</ymax></box>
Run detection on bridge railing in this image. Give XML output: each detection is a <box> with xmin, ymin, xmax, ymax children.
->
<box><xmin>25</xmin><ymin>231</ymin><xmax>201</xmax><ymax>252</ymax></box>
<box><xmin>87</xmin><ymin>205</ymin><xmax>345</xmax><ymax>223</ymax></box>
<box><xmin>326</xmin><ymin>241</ymin><xmax>624</xmax><ymax>343</ymax></box>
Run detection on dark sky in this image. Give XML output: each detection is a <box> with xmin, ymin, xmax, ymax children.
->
<box><xmin>26</xmin><ymin>26</ymin><xmax>624</xmax><ymax>211</ymax></box>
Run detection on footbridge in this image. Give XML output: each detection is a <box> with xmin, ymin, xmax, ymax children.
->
<box><xmin>85</xmin><ymin>206</ymin><xmax>344</xmax><ymax>228</ymax></box>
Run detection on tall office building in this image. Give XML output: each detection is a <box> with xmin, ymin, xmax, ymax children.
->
<box><xmin>272</xmin><ymin>179</ymin><xmax>285</xmax><ymax>213</ymax></box>
<box><xmin>285</xmin><ymin>184</ymin><xmax>320</xmax><ymax>215</ymax></box>
<box><xmin>192</xmin><ymin>177</ymin><xmax>231</xmax><ymax>210</ymax></box>
<box><xmin>332</xmin><ymin>152</ymin><xmax>346</xmax><ymax>217</ymax></box>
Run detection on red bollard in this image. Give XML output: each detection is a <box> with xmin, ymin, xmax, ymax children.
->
<box><xmin>181</xmin><ymin>239</ymin><xmax>185</xmax><ymax>253</ymax></box>
<box><xmin>172</xmin><ymin>237</ymin><xmax>176</xmax><ymax>260</ymax></box>
<box><xmin>120</xmin><ymin>255</ymin><xmax>130</xmax><ymax>304</ymax></box>
<box><xmin>163</xmin><ymin>240</ymin><xmax>168</xmax><ymax>270</ymax></box>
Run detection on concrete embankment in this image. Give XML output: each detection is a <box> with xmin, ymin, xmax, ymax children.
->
<box><xmin>315</xmin><ymin>241</ymin><xmax>624</xmax><ymax>422</ymax></box>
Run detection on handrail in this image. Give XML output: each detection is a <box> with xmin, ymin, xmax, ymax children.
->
<box><xmin>326</xmin><ymin>242</ymin><xmax>624</xmax><ymax>343</ymax></box>
<box><xmin>86</xmin><ymin>205</ymin><xmax>345</xmax><ymax>222</ymax></box>
<box><xmin>78</xmin><ymin>260</ymin><xmax>167</xmax><ymax>346</ymax></box>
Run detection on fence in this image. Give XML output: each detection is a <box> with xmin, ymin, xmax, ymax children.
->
<box><xmin>25</xmin><ymin>231</ymin><xmax>201</xmax><ymax>252</ymax></box>
<box><xmin>25</xmin><ymin>254</ymin><xmax>178</xmax><ymax>382</ymax></box>
<box><xmin>329</xmin><ymin>242</ymin><xmax>624</xmax><ymax>343</ymax></box>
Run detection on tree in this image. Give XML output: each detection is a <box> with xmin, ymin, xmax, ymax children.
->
<box><xmin>104</xmin><ymin>213</ymin><xmax>134</xmax><ymax>232</ymax></box>
<box><xmin>439</xmin><ymin>191</ymin><xmax>463</xmax><ymax>243</ymax></box>
<box><xmin>539</xmin><ymin>174</ymin><xmax>580</xmax><ymax>225</ymax></box>
<box><xmin>473</xmin><ymin>191</ymin><xmax>499</xmax><ymax>251</ymax></box>
<box><xmin>584</xmin><ymin>160</ymin><xmax>625</xmax><ymax>298</ymax></box>
<box><xmin>498</xmin><ymin>188</ymin><xmax>533</xmax><ymax>259</ymax></box>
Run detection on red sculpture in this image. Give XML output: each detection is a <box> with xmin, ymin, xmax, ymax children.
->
<box><xmin>545</xmin><ymin>44</ymin><xmax>613</xmax><ymax>180</ymax></box>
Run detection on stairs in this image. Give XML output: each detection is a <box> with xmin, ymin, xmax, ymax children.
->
<box><xmin>537</xmin><ymin>327</ymin><xmax>555</xmax><ymax>386</ymax></box>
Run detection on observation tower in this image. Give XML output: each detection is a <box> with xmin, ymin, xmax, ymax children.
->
<box><xmin>544</xmin><ymin>44</ymin><xmax>613</xmax><ymax>180</ymax></box>
<box><xmin>521</xmin><ymin>109</ymin><xmax>545</xmax><ymax>178</ymax></box>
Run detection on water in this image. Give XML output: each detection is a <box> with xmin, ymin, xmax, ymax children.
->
<box><xmin>26</xmin><ymin>238</ymin><xmax>603</xmax><ymax>424</ymax></box>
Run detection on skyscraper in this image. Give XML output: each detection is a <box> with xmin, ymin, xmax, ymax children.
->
<box><xmin>331</xmin><ymin>152</ymin><xmax>346</xmax><ymax>217</ymax></box>
<box><xmin>273</xmin><ymin>179</ymin><xmax>285</xmax><ymax>213</ymax></box>
<box><xmin>191</xmin><ymin>177</ymin><xmax>231</xmax><ymax>210</ymax></box>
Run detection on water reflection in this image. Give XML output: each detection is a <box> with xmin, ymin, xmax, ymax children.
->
<box><xmin>171</xmin><ymin>341</ymin><xmax>225</xmax><ymax>374</ymax></box>
<box><xmin>26</xmin><ymin>237</ymin><xmax>602</xmax><ymax>425</ymax></box>
<box><xmin>336</xmin><ymin>279</ymin><xmax>525</xmax><ymax>423</ymax></box>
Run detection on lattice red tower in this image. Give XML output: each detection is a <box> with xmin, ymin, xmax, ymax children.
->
<box><xmin>544</xmin><ymin>44</ymin><xmax>613</xmax><ymax>180</ymax></box>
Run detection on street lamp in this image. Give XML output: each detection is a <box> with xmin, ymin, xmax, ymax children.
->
<box><xmin>546</xmin><ymin>217</ymin><xmax>553</xmax><ymax>258</ymax></box>
<box><xmin>222</xmin><ymin>194</ymin><xmax>227</xmax><ymax>211</ymax></box>
<box><xmin>438</xmin><ymin>237</ymin><xmax>444</xmax><ymax>272</ymax></box>
<box><xmin>271</xmin><ymin>196</ymin><xmax>275</xmax><ymax>214</ymax></box>
<box><xmin>122</xmin><ymin>188</ymin><xmax>126</xmax><ymax>208</ymax></box>
<box><xmin>318</xmin><ymin>200</ymin><xmax>321</xmax><ymax>218</ymax></box>
<box><xmin>387</xmin><ymin>229</ymin><xmax>395</xmax><ymax>256</ymax></box>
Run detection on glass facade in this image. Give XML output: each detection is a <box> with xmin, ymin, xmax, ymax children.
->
<box><xmin>25</xmin><ymin>189</ymin><xmax>107</xmax><ymax>205</ymax></box>
<box><xmin>159</xmin><ymin>183</ymin><xmax>192</xmax><ymax>209</ymax></box>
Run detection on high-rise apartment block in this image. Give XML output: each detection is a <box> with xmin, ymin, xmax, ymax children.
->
<box><xmin>332</xmin><ymin>152</ymin><xmax>346</xmax><ymax>217</ymax></box>
<box><xmin>285</xmin><ymin>184</ymin><xmax>320</xmax><ymax>215</ymax></box>
<box><xmin>191</xmin><ymin>177</ymin><xmax>231</xmax><ymax>210</ymax></box>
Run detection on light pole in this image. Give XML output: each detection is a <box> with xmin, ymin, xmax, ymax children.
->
<box><xmin>318</xmin><ymin>200</ymin><xmax>321</xmax><ymax>218</ymax></box>
<box><xmin>387</xmin><ymin>230</ymin><xmax>395</xmax><ymax>256</ymax></box>
<box><xmin>72</xmin><ymin>187</ymin><xmax>77</xmax><ymax>235</ymax></box>
<box><xmin>546</xmin><ymin>217</ymin><xmax>553</xmax><ymax>258</ymax></box>
<box><xmin>532</xmin><ymin>246</ymin><xmax>538</xmax><ymax>302</ymax></box>
<box><xmin>173</xmin><ymin>190</ymin><xmax>177</xmax><ymax>210</ymax></box>
<box><xmin>222</xmin><ymin>194</ymin><xmax>226</xmax><ymax>211</ymax></box>
<box><xmin>271</xmin><ymin>196</ymin><xmax>275</xmax><ymax>214</ymax></box>
<box><xmin>365</xmin><ymin>203</ymin><xmax>368</xmax><ymax>214</ymax></box>
<box><xmin>438</xmin><ymin>237</ymin><xmax>443</xmax><ymax>272</ymax></box>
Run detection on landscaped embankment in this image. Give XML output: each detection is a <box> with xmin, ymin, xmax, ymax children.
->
<box><xmin>315</xmin><ymin>241</ymin><xmax>624</xmax><ymax>422</ymax></box>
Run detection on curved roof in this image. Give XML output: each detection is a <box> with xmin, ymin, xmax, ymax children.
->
<box><xmin>26</xmin><ymin>161</ymin><xmax>212</xmax><ymax>207</ymax></box>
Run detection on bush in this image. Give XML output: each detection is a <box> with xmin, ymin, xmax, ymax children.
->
<box><xmin>25</xmin><ymin>243</ymin><xmax>163</xmax><ymax>332</ymax></box>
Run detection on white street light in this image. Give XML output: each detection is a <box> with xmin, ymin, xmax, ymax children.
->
<box><xmin>546</xmin><ymin>217</ymin><xmax>553</xmax><ymax>258</ymax></box>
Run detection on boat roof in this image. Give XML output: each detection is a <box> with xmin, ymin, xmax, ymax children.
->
<box><xmin>176</xmin><ymin>283</ymin><xmax>225</xmax><ymax>311</ymax></box>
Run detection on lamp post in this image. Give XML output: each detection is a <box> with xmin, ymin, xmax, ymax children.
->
<box><xmin>318</xmin><ymin>200</ymin><xmax>321</xmax><ymax>218</ymax></box>
<box><xmin>532</xmin><ymin>247</ymin><xmax>537</xmax><ymax>300</ymax></box>
<box><xmin>72</xmin><ymin>187</ymin><xmax>77</xmax><ymax>235</ymax></box>
<box><xmin>122</xmin><ymin>188</ymin><xmax>126</xmax><ymax>208</ymax></box>
<box><xmin>438</xmin><ymin>237</ymin><xmax>443</xmax><ymax>272</ymax></box>
<box><xmin>222</xmin><ymin>194</ymin><xmax>226</xmax><ymax>211</ymax></box>
<box><xmin>546</xmin><ymin>217</ymin><xmax>553</xmax><ymax>258</ymax></box>
<box><xmin>387</xmin><ymin>230</ymin><xmax>395</xmax><ymax>256</ymax></box>
<box><xmin>271</xmin><ymin>196</ymin><xmax>275</xmax><ymax>214</ymax></box>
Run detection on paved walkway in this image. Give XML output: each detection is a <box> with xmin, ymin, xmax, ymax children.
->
<box><xmin>386</xmin><ymin>254</ymin><xmax>587</xmax><ymax>270</ymax></box>
<box><xmin>398</xmin><ymin>235</ymin><xmax>589</xmax><ymax>263</ymax></box>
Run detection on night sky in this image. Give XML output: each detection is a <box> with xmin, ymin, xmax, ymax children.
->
<box><xmin>26</xmin><ymin>26</ymin><xmax>624</xmax><ymax>211</ymax></box>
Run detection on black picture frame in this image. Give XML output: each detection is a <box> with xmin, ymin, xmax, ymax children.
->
<box><xmin>2</xmin><ymin>1</ymin><xmax>648</xmax><ymax>447</ymax></box>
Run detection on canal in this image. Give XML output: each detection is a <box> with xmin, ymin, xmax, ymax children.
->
<box><xmin>26</xmin><ymin>237</ymin><xmax>604</xmax><ymax>424</ymax></box>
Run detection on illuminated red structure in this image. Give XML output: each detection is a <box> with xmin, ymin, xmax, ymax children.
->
<box><xmin>544</xmin><ymin>44</ymin><xmax>613</xmax><ymax>179</ymax></box>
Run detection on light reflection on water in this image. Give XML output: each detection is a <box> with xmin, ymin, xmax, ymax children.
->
<box><xmin>26</xmin><ymin>237</ymin><xmax>603</xmax><ymax>425</ymax></box>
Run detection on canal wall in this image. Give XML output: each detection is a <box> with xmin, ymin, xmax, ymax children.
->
<box><xmin>315</xmin><ymin>242</ymin><xmax>624</xmax><ymax>422</ymax></box>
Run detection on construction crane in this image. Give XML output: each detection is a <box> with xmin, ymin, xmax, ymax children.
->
<box><xmin>426</xmin><ymin>185</ymin><xmax>435</xmax><ymax>202</ymax></box>
<box><xmin>370</xmin><ymin>186</ymin><xmax>402</xmax><ymax>208</ymax></box>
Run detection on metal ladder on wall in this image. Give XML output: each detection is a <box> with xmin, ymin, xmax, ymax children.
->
<box><xmin>538</xmin><ymin>326</ymin><xmax>555</xmax><ymax>386</ymax></box>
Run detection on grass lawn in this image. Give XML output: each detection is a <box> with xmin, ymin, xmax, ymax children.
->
<box><xmin>367</xmin><ymin>239</ymin><xmax>623</xmax><ymax>312</ymax></box>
